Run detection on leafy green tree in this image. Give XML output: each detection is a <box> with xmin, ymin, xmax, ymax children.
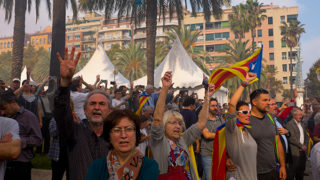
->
<box><xmin>0</xmin><ymin>0</ymin><xmax>51</xmax><ymax>80</ymax></box>
<box><xmin>0</xmin><ymin>51</ymin><xmax>12</xmax><ymax>83</ymax></box>
<box><xmin>217</xmin><ymin>39</ymin><xmax>252</xmax><ymax>99</ymax></box>
<box><xmin>79</xmin><ymin>0</ymin><xmax>230</xmax><ymax>86</ymax></box>
<box><xmin>260</xmin><ymin>65</ymin><xmax>283</xmax><ymax>98</ymax></box>
<box><xmin>304</xmin><ymin>58</ymin><xmax>320</xmax><ymax>99</ymax></box>
<box><xmin>114</xmin><ymin>43</ymin><xmax>146</xmax><ymax>81</ymax></box>
<box><xmin>246</xmin><ymin>0</ymin><xmax>266</xmax><ymax>52</ymax></box>
<box><xmin>280</xmin><ymin>20</ymin><xmax>305</xmax><ymax>96</ymax></box>
<box><xmin>155</xmin><ymin>41</ymin><xmax>169</xmax><ymax>68</ymax></box>
<box><xmin>228</xmin><ymin>3</ymin><xmax>250</xmax><ymax>40</ymax></box>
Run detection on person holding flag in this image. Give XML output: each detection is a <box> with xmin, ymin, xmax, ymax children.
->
<box><xmin>212</xmin><ymin>72</ymin><xmax>258</xmax><ymax>180</ymax></box>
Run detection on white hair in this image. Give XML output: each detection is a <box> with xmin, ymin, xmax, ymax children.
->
<box><xmin>163</xmin><ymin>110</ymin><xmax>185</xmax><ymax>130</ymax></box>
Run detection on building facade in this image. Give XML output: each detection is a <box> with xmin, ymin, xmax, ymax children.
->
<box><xmin>183</xmin><ymin>4</ymin><xmax>299</xmax><ymax>92</ymax></box>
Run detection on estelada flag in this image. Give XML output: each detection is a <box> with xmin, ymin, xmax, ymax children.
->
<box><xmin>135</xmin><ymin>91</ymin><xmax>150</xmax><ymax>115</ymax></box>
<box><xmin>209</xmin><ymin>46</ymin><xmax>263</xmax><ymax>90</ymax></box>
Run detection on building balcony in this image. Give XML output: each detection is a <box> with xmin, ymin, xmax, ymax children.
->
<box><xmin>81</xmin><ymin>46</ymin><xmax>95</xmax><ymax>52</ymax></box>
<box><xmin>98</xmin><ymin>36</ymin><xmax>131</xmax><ymax>42</ymax></box>
<box><xmin>82</xmin><ymin>37</ymin><xmax>96</xmax><ymax>42</ymax></box>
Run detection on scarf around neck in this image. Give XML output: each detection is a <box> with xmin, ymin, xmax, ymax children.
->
<box><xmin>106</xmin><ymin>149</ymin><xmax>144</xmax><ymax>180</ymax></box>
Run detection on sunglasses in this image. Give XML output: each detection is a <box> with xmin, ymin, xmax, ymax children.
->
<box><xmin>237</xmin><ymin>110</ymin><xmax>251</xmax><ymax>115</ymax></box>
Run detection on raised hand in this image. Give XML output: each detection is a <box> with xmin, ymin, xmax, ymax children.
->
<box><xmin>245</xmin><ymin>72</ymin><xmax>257</xmax><ymax>83</ymax></box>
<box><xmin>207</xmin><ymin>83</ymin><xmax>215</xmax><ymax>97</ymax></box>
<box><xmin>161</xmin><ymin>71</ymin><xmax>172</xmax><ymax>88</ymax></box>
<box><xmin>56</xmin><ymin>47</ymin><xmax>81</xmax><ymax>87</ymax></box>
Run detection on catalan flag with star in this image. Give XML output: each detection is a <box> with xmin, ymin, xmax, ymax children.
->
<box><xmin>211</xmin><ymin>120</ymin><xmax>252</xmax><ymax>180</ymax></box>
<box><xmin>135</xmin><ymin>91</ymin><xmax>150</xmax><ymax>115</ymax></box>
<box><xmin>209</xmin><ymin>46</ymin><xmax>263</xmax><ymax>90</ymax></box>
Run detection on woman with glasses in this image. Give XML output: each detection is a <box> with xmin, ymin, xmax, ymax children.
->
<box><xmin>149</xmin><ymin>71</ymin><xmax>215</xmax><ymax>180</ymax></box>
<box><xmin>86</xmin><ymin>109</ymin><xmax>159</xmax><ymax>180</ymax></box>
<box><xmin>224</xmin><ymin>72</ymin><xmax>259</xmax><ymax>180</ymax></box>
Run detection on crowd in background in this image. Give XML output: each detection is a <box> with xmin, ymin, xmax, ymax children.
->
<box><xmin>0</xmin><ymin>48</ymin><xmax>320</xmax><ymax>180</ymax></box>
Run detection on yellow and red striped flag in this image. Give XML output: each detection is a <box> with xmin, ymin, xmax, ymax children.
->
<box><xmin>135</xmin><ymin>91</ymin><xmax>150</xmax><ymax>115</ymax></box>
<box><xmin>316</xmin><ymin>65</ymin><xmax>320</xmax><ymax>74</ymax></box>
<box><xmin>209</xmin><ymin>46</ymin><xmax>263</xmax><ymax>90</ymax></box>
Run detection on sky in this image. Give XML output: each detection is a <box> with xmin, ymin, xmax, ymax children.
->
<box><xmin>0</xmin><ymin>0</ymin><xmax>319</xmax><ymax>80</ymax></box>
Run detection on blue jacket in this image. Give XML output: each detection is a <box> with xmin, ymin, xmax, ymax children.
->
<box><xmin>86</xmin><ymin>156</ymin><xmax>159</xmax><ymax>180</ymax></box>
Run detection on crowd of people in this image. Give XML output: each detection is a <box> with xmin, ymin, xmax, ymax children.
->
<box><xmin>0</xmin><ymin>47</ymin><xmax>320</xmax><ymax>180</ymax></box>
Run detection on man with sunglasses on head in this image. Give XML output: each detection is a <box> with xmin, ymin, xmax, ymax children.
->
<box><xmin>248</xmin><ymin>89</ymin><xmax>286</xmax><ymax>180</ymax></box>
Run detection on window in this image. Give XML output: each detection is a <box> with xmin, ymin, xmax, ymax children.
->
<box><xmin>11</xmin><ymin>42</ymin><xmax>13</xmax><ymax>48</ymax></box>
<box><xmin>205</xmin><ymin>44</ymin><xmax>226</xmax><ymax>52</ymax></box>
<box><xmin>269</xmin><ymin>41</ymin><xmax>274</xmax><ymax>48</ymax></box>
<box><xmin>257</xmin><ymin>30</ymin><xmax>262</xmax><ymax>37</ymax></box>
<box><xmin>40</xmin><ymin>39</ymin><xmax>42</xmax><ymax>44</ymax></box>
<box><xmin>268</xmin><ymin>65</ymin><xmax>275</xmax><ymax>69</ymax></box>
<box><xmin>36</xmin><ymin>39</ymin><xmax>39</xmax><ymax>44</ymax></box>
<box><xmin>191</xmin><ymin>23</ymin><xmax>203</xmax><ymax>31</ymax></box>
<box><xmin>32</xmin><ymin>40</ymin><xmax>35</xmax><ymax>45</ymax></box>
<box><xmin>283</xmin><ymin>77</ymin><xmax>288</xmax><ymax>84</ymax></box>
<box><xmin>268</xmin><ymin>17</ymin><xmax>273</xmax><ymax>24</ymax></box>
<box><xmin>287</xmin><ymin>14</ymin><xmax>298</xmax><ymax>22</ymax></box>
<box><xmin>269</xmin><ymin>53</ymin><xmax>274</xmax><ymax>61</ymax></box>
<box><xmin>288</xmin><ymin>51</ymin><xmax>297</xmax><ymax>59</ymax></box>
<box><xmin>258</xmin><ymin>41</ymin><xmax>262</xmax><ymax>46</ymax></box>
<box><xmin>282</xmin><ymin>52</ymin><xmax>287</xmax><ymax>60</ymax></box>
<box><xmin>280</xmin><ymin>16</ymin><xmax>285</xmax><ymax>23</ymax></box>
<box><xmin>205</xmin><ymin>32</ymin><xmax>230</xmax><ymax>41</ymax></box>
<box><xmin>289</xmin><ymin>64</ymin><xmax>296</xmax><ymax>71</ymax></box>
<box><xmin>281</xmin><ymin>40</ymin><xmax>286</xmax><ymax>47</ymax></box>
<box><xmin>282</xmin><ymin>64</ymin><xmax>287</xmax><ymax>72</ymax></box>
<box><xmin>67</xmin><ymin>34</ymin><xmax>73</xmax><ymax>40</ymax></box>
<box><xmin>290</xmin><ymin>76</ymin><xmax>296</xmax><ymax>84</ymax></box>
<box><xmin>268</xmin><ymin>29</ymin><xmax>273</xmax><ymax>36</ymax></box>
<box><xmin>205</xmin><ymin>21</ymin><xmax>229</xmax><ymax>29</ymax></box>
<box><xmin>194</xmin><ymin>46</ymin><xmax>204</xmax><ymax>53</ymax></box>
<box><xmin>75</xmin><ymin>33</ymin><xmax>81</xmax><ymax>40</ymax></box>
<box><xmin>67</xmin><ymin>44</ymin><xmax>72</xmax><ymax>49</ymax></box>
<box><xmin>43</xmin><ymin>38</ymin><xmax>46</xmax><ymax>44</ymax></box>
<box><xmin>206</xmin><ymin>45</ymin><xmax>215</xmax><ymax>52</ymax></box>
<box><xmin>0</xmin><ymin>42</ymin><xmax>2</xmax><ymax>48</ymax></box>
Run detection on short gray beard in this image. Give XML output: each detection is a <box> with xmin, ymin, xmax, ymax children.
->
<box><xmin>89</xmin><ymin>120</ymin><xmax>103</xmax><ymax>127</ymax></box>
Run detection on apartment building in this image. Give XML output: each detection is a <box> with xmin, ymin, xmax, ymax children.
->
<box><xmin>0</xmin><ymin>26</ymin><xmax>52</xmax><ymax>54</ymax></box>
<box><xmin>182</xmin><ymin>4</ymin><xmax>299</xmax><ymax>91</ymax></box>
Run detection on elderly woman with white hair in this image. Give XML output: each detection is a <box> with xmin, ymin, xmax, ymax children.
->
<box><xmin>149</xmin><ymin>71</ymin><xmax>215</xmax><ymax>180</ymax></box>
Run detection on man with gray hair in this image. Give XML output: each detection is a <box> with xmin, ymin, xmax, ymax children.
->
<box><xmin>286</xmin><ymin>107</ymin><xmax>309</xmax><ymax>180</ymax></box>
<box><xmin>55</xmin><ymin>47</ymin><xmax>111</xmax><ymax>180</ymax></box>
<box><xmin>144</xmin><ymin>84</ymin><xmax>159</xmax><ymax>109</ymax></box>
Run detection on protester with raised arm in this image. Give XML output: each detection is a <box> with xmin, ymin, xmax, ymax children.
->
<box><xmin>54</xmin><ymin>47</ymin><xmax>111</xmax><ymax>180</ymax></box>
<box><xmin>150</xmin><ymin>71</ymin><xmax>215</xmax><ymax>180</ymax></box>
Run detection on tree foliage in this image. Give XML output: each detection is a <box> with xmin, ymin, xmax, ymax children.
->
<box><xmin>304</xmin><ymin>58</ymin><xmax>320</xmax><ymax>99</ymax></box>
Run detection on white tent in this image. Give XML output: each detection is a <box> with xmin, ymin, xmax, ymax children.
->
<box><xmin>134</xmin><ymin>38</ymin><xmax>228</xmax><ymax>104</ymax></box>
<box><xmin>75</xmin><ymin>43</ymin><xmax>129</xmax><ymax>86</ymax></box>
<box><xmin>20</xmin><ymin>66</ymin><xmax>34</xmax><ymax>84</ymax></box>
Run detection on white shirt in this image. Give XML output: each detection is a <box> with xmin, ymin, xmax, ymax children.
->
<box><xmin>112</xmin><ymin>99</ymin><xmax>126</xmax><ymax>110</ymax></box>
<box><xmin>70</xmin><ymin>91</ymin><xmax>88</xmax><ymax>121</ymax></box>
<box><xmin>310</xmin><ymin>142</ymin><xmax>320</xmax><ymax>180</ymax></box>
<box><xmin>294</xmin><ymin>119</ymin><xmax>304</xmax><ymax>145</ymax></box>
<box><xmin>0</xmin><ymin>117</ymin><xmax>21</xmax><ymax>180</ymax></box>
<box><xmin>137</xmin><ymin>128</ymin><xmax>148</xmax><ymax>156</ymax></box>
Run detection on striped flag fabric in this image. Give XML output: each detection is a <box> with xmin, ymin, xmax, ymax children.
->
<box><xmin>135</xmin><ymin>91</ymin><xmax>150</xmax><ymax>115</ymax></box>
<box><xmin>209</xmin><ymin>46</ymin><xmax>263</xmax><ymax>90</ymax></box>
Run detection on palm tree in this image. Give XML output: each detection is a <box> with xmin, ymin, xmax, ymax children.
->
<box><xmin>114</xmin><ymin>43</ymin><xmax>146</xmax><ymax>81</ymax></box>
<box><xmin>246</xmin><ymin>0</ymin><xmax>266</xmax><ymax>52</ymax></box>
<box><xmin>228</xmin><ymin>3</ymin><xmax>250</xmax><ymax>41</ymax></box>
<box><xmin>260</xmin><ymin>65</ymin><xmax>283</xmax><ymax>98</ymax></box>
<box><xmin>280</xmin><ymin>20</ymin><xmax>305</xmax><ymax>96</ymax></box>
<box><xmin>49</xmin><ymin>0</ymin><xmax>77</xmax><ymax>90</ymax></box>
<box><xmin>166</xmin><ymin>26</ymin><xmax>200</xmax><ymax>54</ymax></box>
<box><xmin>218</xmin><ymin>39</ymin><xmax>252</xmax><ymax>99</ymax></box>
<box><xmin>155</xmin><ymin>41</ymin><xmax>169</xmax><ymax>67</ymax></box>
<box><xmin>79</xmin><ymin>0</ymin><xmax>231</xmax><ymax>86</ymax></box>
<box><xmin>0</xmin><ymin>0</ymin><xmax>51</xmax><ymax>80</ymax></box>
